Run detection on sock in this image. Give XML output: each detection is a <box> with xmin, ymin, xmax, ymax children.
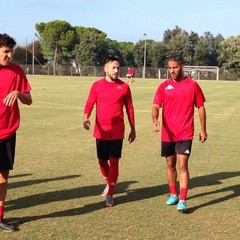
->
<box><xmin>180</xmin><ymin>188</ymin><xmax>188</xmax><ymax>201</ymax></box>
<box><xmin>98</xmin><ymin>159</ymin><xmax>110</xmax><ymax>184</ymax></box>
<box><xmin>0</xmin><ymin>205</ymin><xmax>4</xmax><ymax>221</ymax></box>
<box><xmin>169</xmin><ymin>184</ymin><xmax>177</xmax><ymax>195</ymax></box>
<box><xmin>107</xmin><ymin>157</ymin><xmax>119</xmax><ymax>196</ymax></box>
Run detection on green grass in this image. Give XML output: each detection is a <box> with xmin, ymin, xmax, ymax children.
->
<box><xmin>2</xmin><ymin>76</ymin><xmax>240</xmax><ymax>240</ymax></box>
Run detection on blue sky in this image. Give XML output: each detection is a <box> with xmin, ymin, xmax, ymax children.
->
<box><xmin>2</xmin><ymin>0</ymin><xmax>239</xmax><ymax>46</ymax></box>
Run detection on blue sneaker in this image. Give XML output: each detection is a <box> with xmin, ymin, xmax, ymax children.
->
<box><xmin>166</xmin><ymin>194</ymin><xmax>179</xmax><ymax>205</ymax></box>
<box><xmin>177</xmin><ymin>200</ymin><xmax>187</xmax><ymax>212</ymax></box>
<box><xmin>106</xmin><ymin>196</ymin><xmax>114</xmax><ymax>207</ymax></box>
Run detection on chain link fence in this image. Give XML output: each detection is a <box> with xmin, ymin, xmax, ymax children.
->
<box><xmin>20</xmin><ymin>64</ymin><xmax>240</xmax><ymax>80</ymax></box>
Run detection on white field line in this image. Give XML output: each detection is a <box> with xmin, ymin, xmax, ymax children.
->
<box><xmin>31</xmin><ymin>101</ymin><xmax>240</xmax><ymax>115</ymax></box>
<box><xmin>32</xmin><ymin>101</ymin><xmax>84</xmax><ymax>109</ymax></box>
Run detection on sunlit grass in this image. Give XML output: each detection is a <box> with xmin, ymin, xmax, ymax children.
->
<box><xmin>3</xmin><ymin>76</ymin><xmax>240</xmax><ymax>240</ymax></box>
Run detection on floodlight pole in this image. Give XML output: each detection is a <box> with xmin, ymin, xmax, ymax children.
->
<box><xmin>32</xmin><ymin>38</ymin><xmax>35</xmax><ymax>75</ymax></box>
<box><xmin>25</xmin><ymin>38</ymin><xmax>28</xmax><ymax>74</ymax></box>
<box><xmin>143</xmin><ymin>33</ymin><xmax>147</xmax><ymax>79</ymax></box>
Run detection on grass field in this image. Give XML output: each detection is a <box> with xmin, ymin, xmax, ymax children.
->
<box><xmin>2</xmin><ymin>76</ymin><xmax>240</xmax><ymax>240</ymax></box>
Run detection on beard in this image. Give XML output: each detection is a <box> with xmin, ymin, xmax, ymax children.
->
<box><xmin>110</xmin><ymin>74</ymin><xmax>118</xmax><ymax>81</ymax></box>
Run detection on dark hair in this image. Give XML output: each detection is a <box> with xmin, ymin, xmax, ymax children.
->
<box><xmin>104</xmin><ymin>55</ymin><xmax>119</xmax><ymax>65</ymax></box>
<box><xmin>168</xmin><ymin>53</ymin><xmax>184</xmax><ymax>64</ymax></box>
<box><xmin>0</xmin><ymin>33</ymin><xmax>16</xmax><ymax>48</ymax></box>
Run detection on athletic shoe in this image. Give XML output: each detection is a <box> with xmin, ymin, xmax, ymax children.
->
<box><xmin>106</xmin><ymin>196</ymin><xmax>114</xmax><ymax>207</ymax></box>
<box><xmin>166</xmin><ymin>194</ymin><xmax>179</xmax><ymax>205</ymax></box>
<box><xmin>101</xmin><ymin>185</ymin><xmax>109</xmax><ymax>196</ymax></box>
<box><xmin>0</xmin><ymin>220</ymin><xmax>16</xmax><ymax>232</ymax></box>
<box><xmin>177</xmin><ymin>200</ymin><xmax>187</xmax><ymax>212</ymax></box>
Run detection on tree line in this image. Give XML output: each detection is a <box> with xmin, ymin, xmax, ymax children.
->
<box><xmin>12</xmin><ymin>20</ymin><xmax>240</xmax><ymax>77</ymax></box>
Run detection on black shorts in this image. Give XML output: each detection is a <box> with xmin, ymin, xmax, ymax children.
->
<box><xmin>96</xmin><ymin>139</ymin><xmax>123</xmax><ymax>161</ymax></box>
<box><xmin>161</xmin><ymin>140</ymin><xmax>192</xmax><ymax>157</ymax></box>
<box><xmin>0</xmin><ymin>133</ymin><xmax>16</xmax><ymax>170</ymax></box>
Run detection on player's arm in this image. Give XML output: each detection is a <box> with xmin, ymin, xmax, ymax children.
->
<box><xmin>198</xmin><ymin>105</ymin><xmax>207</xmax><ymax>143</ymax></box>
<box><xmin>3</xmin><ymin>90</ymin><xmax>32</xmax><ymax>106</ymax></box>
<box><xmin>124</xmin><ymin>87</ymin><xmax>136</xmax><ymax>143</ymax></box>
<box><xmin>128</xmin><ymin>122</ymin><xmax>136</xmax><ymax>143</ymax></box>
<box><xmin>152</xmin><ymin>104</ymin><xmax>160</xmax><ymax>132</ymax></box>
<box><xmin>83</xmin><ymin>84</ymin><xmax>97</xmax><ymax>130</ymax></box>
<box><xmin>83</xmin><ymin>113</ymin><xmax>91</xmax><ymax>130</ymax></box>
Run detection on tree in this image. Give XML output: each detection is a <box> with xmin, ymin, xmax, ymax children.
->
<box><xmin>74</xmin><ymin>26</ymin><xmax>107</xmax><ymax>67</ymax></box>
<box><xmin>151</xmin><ymin>42</ymin><xmax>168</xmax><ymax>68</ymax></box>
<box><xmin>163</xmin><ymin>26</ymin><xmax>193</xmax><ymax>64</ymax></box>
<box><xmin>118</xmin><ymin>42</ymin><xmax>135</xmax><ymax>66</ymax></box>
<box><xmin>218</xmin><ymin>36</ymin><xmax>240</xmax><ymax>71</ymax></box>
<box><xmin>35</xmin><ymin>20</ymin><xmax>77</xmax><ymax>75</ymax></box>
<box><xmin>194</xmin><ymin>32</ymin><xmax>224</xmax><ymax>66</ymax></box>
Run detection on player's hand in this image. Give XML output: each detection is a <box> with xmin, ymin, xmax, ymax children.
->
<box><xmin>199</xmin><ymin>130</ymin><xmax>207</xmax><ymax>143</ymax></box>
<box><xmin>128</xmin><ymin>130</ymin><xmax>136</xmax><ymax>143</ymax></box>
<box><xmin>152</xmin><ymin>121</ymin><xmax>160</xmax><ymax>132</ymax></box>
<box><xmin>83</xmin><ymin>120</ymin><xmax>90</xmax><ymax>130</ymax></box>
<box><xmin>3</xmin><ymin>90</ymin><xmax>20</xmax><ymax>106</ymax></box>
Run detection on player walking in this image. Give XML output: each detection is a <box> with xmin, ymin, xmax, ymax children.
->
<box><xmin>83</xmin><ymin>55</ymin><xmax>136</xmax><ymax>207</ymax></box>
<box><xmin>152</xmin><ymin>53</ymin><xmax>207</xmax><ymax>212</ymax></box>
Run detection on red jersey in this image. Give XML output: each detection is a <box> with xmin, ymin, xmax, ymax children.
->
<box><xmin>84</xmin><ymin>78</ymin><xmax>135</xmax><ymax>140</ymax></box>
<box><xmin>128</xmin><ymin>68</ymin><xmax>135</xmax><ymax>76</ymax></box>
<box><xmin>153</xmin><ymin>77</ymin><xmax>206</xmax><ymax>142</ymax></box>
<box><xmin>0</xmin><ymin>62</ymin><xmax>32</xmax><ymax>140</ymax></box>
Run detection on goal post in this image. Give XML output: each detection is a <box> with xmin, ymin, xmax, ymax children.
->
<box><xmin>184</xmin><ymin>66</ymin><xmax>219</xmax><ymax>80</ymax></box>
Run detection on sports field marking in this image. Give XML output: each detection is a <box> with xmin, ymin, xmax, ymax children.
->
<box><xmin>31</xmin><ymin>101</ymin><xmax>240</xmax><ymax>116</ymax></box>
<box><xmin>32</xmin><ymin>101</ymin><xmax>84</xmax><ymax>109</ymax></box>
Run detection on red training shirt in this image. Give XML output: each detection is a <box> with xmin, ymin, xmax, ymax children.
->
<box><xmin>84</xmin><ymin>78</ymin><xmax>135</xmax><ymax>140</ymax></box>
<box><xmin>0</xmin><ymin>62</ymin><xmax>32</xmax><ymax>140</ymax></box>
<box><xmin>153</xmin><ymin>77</ymin><xmax>206</xmax><ymax>142</ymax></box>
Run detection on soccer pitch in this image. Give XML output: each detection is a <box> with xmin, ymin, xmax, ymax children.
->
<box><xmin>3</xmin><ymin>76</ymin><xmax>240</xmax><ymax>240</ymax></box>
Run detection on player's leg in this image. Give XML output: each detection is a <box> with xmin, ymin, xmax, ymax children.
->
<box><xmin>0</xmin><ymin>134</ymin><xmax>16</xmax><ymax>231</ymax></box>
<box><xmin>0</xmin><ymin>170</ymin><xmax>9</xmax><ymax>220</ymax></box>
<box><xmin>96</xmin><ymin>139</ymin><xmax>110</xmax><ymax>195</ymax></box>
<box><xmin>165</xmin><ymin>154</ymin><xmax>179</xmax><ymax>205</ymax></box>
<box><xmin>178</xmin><ymin>154</ymin><xmax>189</xmax><ymax>200</ymax></box>
<box><xmin>175</xmin><ymin>140</ymin><xmax>192</xmax><ymax>212</ymax></box>
<box><xmin>162</xmin><ymin>141</ymin><xmax>179</xmax><ymax>205</ymax></box>
<box><xmin>105</xmin><ymin>140</ymin><xmax>123</xmax><ymax>207</ymax></box>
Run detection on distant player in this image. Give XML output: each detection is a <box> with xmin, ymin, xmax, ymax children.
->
<box><xmin>0</xmin><ymin>33</ymin><xmax>32</xmax><ymax>231</ymax></box>
<box><xmin>83</xmin><ymin>55</ymin><xmax>136</xmax><ymax>207</ymax></box>
<box><xmin>152</xmin><ymin>53</ymin><xmax>207</xmax><ymax>212</ymax></box>
<box><xmin>126</xmin><ymin>66</ymin><xmax>135</xmax><ymax>83</ymax></box>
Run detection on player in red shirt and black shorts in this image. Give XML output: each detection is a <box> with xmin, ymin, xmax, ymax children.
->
<box><xmin>152</xmin><ymin>53</ymin><xmax>207</xmax><ymax>212</ymax></box>
<box><xmin>0</xmin><ymin>33</ymin><xmax>32</xmax><ymax>231</ymax></box>
<box><xmin>83</xmin><ymin>56</ymin><xmax>136</xmax><ymax>207</ymax></box>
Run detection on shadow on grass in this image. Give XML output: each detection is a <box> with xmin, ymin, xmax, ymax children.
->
<box><xmin>8</xmin><ymin>175</ymin><xmax>81</xmax><ymax>189</ymax></box>
<box><xmin>6</xmin><ymin>171</ymin><xmax>240</xmax><ymax>224</ymax></box>
<box><xmin>187</xmin><ymin>184</ymin><xmax>240</xmax><ymax>213</ymax></box>
<box><xmin>186</xmin><ymin>171</ymin><xmax>240</xmax><ymax>213</ymax></box>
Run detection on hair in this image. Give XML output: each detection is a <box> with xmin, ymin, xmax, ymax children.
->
<box><xmin>0</xmin><ymin>33</ymin><xmax>16</xmax><ymax>48</ymax></box>
<box><xmin>104</xmin><ymin>55</ymin><xmax>119</xmax><ymax>65</ymax></box>
<box><xmin>168</xmin><ymin>53</ymin><xmax>184</xmax><ymax>64</ymax></box>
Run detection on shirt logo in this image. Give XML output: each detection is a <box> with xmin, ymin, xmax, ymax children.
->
<box><xmin>117</xmin><ymin>85</ymin><xmax>122</xmax><ymax>89</ymax></box>
<box><xmin>165</xmin><ymin>84</ymin><xmax>174</xmax><ymax>90</ymax></box>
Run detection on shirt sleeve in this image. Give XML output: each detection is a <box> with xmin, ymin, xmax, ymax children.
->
<box><xmin>124</xmin><ymin>86</ymin><xmax>135</xmax><ymax>124</ymax></box>
<box><xmin>153</xmin><ymin>84</ymin><xmax>164</xmax><ymax>107</ymax></box>
<box><xmin>84</xmin><ymin>84</ymin><xmax>97</xmax><ymax>116</ymax></box>
<box><xmin>194</xmin><ymin>83</ymin><xmax>206</xmax><ymax>107</ymax></box>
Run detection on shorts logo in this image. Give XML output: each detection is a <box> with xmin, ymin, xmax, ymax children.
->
<box><xmin>184</xmin><ymin>149</ymin><xmax>190</xmax><ymax>154</ymax></box>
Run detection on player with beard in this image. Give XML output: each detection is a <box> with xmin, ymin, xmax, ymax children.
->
<box><xmin>152</xmin><ymin>53</ymin><xmax>207</xmax><ymax>212</ymax></box>
<box><xmin>83</xmin><ymin>55</ymin><xmax>136</xmax><ymax>207</ymax></box>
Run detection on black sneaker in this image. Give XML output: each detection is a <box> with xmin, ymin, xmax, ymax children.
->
<box><xmin>0</xmin><ymin>220</ymin><xmax>16</xmax><ymax>232</ymax></box>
